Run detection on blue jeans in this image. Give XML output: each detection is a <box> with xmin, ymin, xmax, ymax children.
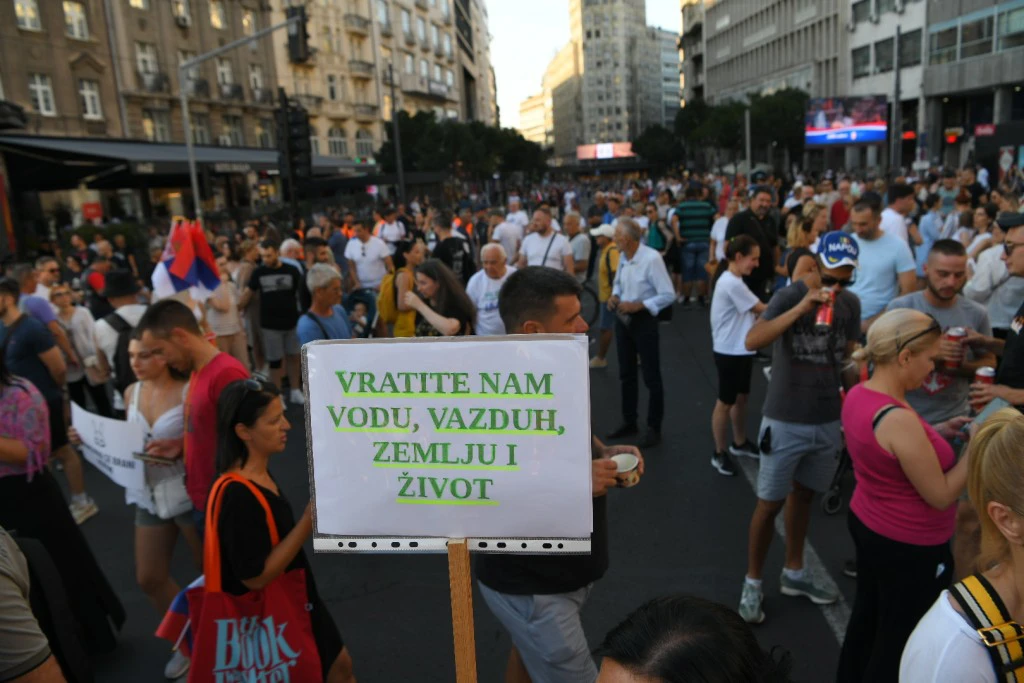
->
<box><xmin>680</xmin><ymin>241</ymin><xmax>710</xmax><ymax>282</ymax></box>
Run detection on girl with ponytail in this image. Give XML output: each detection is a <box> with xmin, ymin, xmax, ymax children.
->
<box><xmin>708</xmin><ymin>235</ymin><xmax>766</xmax><ymax>476</ymax></box>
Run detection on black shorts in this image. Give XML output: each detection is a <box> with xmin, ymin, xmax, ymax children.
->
<box><xmin>714</xmin><ymin>353</ymin><xmax>753</xmax><ymax>404</ymax></box>
<box><xmin>46</xmin><ymin>398</ymin><xmax>69</xmax><ymax>451</ymax></box>
<box><xmin>664</xmin><ymin>243</ymin><xmax>681</xmax><ymax>273</ymax></box>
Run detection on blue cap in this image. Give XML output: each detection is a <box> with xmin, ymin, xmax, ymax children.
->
<box><xmin>818</xmin><ymin>232</ymin><xmax>859</xmax><ymax>269</ymax></box>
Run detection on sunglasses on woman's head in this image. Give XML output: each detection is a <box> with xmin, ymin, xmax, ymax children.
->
<box><xmin>895</xmin><ymin>315</ymin><xmax>941</xmax><ymax>352</ymax></box>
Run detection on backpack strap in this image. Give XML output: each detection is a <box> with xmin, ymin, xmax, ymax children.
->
<box><xmin>203</xmin><ymin>473</ymin><xmax>280</xmax><ymax>594</ymax></box>
<box><xmin>303</xmin><ymin>312</ymin><xmax>331</xmax><ymax>341</ymax></box>
<box><xmin>950</xmin><ymin>575</ymin><xmax>1024</xmax><ymax>682</ymax></box>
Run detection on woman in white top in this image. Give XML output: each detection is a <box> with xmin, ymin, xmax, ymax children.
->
<box><xmin>51</xmin><ymin>283</ymin><xmax>113</xmax><ymax>417</ymax></box>
<box><xmin>901</xmin><ymin>409</ymin><xmax>1024</xmax><ymax>683</ymax></box>
<box><xmin>709</xmin><ymin>235</ymin><xmax>766</xmax><ymax>477</ymax></box>
<box><xmin>708</xmin><ymin>198</ymin><xmax>740</xmax><ymax>267</ymax></box>
<box><xmin>206</xmin><ymin>254</ymin><xmax>250</xmax><ymax>371</ymax></box>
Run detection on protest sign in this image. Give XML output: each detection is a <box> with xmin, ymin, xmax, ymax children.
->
<box><xmin>71</xmin><ymin>402</ymin><xmax>147</xmax><ymax>490</ymax></box>
<box><xmin>303</xmin><ymin>335</ymin><xmax>593</xmax><ymax>551</ymax></box>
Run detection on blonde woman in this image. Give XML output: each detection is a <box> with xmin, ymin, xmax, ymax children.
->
<box><xmin>779</xmin><ymin>203</ymin><xmax>828</xmax><ymax>285</ymax></box>
<box><xmin>901</xmin><ymin>409</ymin><xmax>1024</xmax><ymax>682</ymax></box>
<box><xmin>837</xmin><ymin>309</ymin><xmax>972</xmax><ymax>682</ymax></box>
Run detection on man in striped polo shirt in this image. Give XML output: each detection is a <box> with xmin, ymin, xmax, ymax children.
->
<box><xmin>671</xmin><ymin>185</ymin><xmax>717</xmax><ymax>306</ymax></box>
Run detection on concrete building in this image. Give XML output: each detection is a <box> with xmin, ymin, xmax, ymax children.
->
<box><xmin>650</xmin><ymin>26</ymin><xmax>682</xmax><ymax>127</ymax></box>
<box><xmin>518</xmin><ymin>91</ymin><xmax>547</xmax><ymax>147</ymax></box>
<box><xmin>544</xmin><ymin>40</ymin><xmax>583</xmax><ymax>164</ymax></box>
<box><xmin>680</xmin><ymin>0</ymin><xmax>705</xmax><ymax>105</ymax></box>
<box><xmin>454</xmin><ymin>0</ymin><xmax>497</xmax><ymax>125</ymax></box>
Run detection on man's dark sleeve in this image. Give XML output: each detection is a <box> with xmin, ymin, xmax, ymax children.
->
<box><xmin>724</xmin><ymin>214</ymin><xmax>744</xmax><ymax>241</ymax></box>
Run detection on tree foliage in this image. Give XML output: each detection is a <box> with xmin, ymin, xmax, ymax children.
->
<box><xmin>377</xmin><ymin>112</ymin><xmax>548</xmax><ymax>179</ymax></box>
<box><xmin>630</xmin><ymin>124</ymin><xmax>684</xmax><ymax>172</ymax></box>
<box><xmin>749</xmin><ymin>88</ymin><xmax>809</xmax><ymax>161</ymax></box>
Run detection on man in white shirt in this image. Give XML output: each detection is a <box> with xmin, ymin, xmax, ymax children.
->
<box><xmin>506</xmin><ymin>198</ymin><xmax>529</xmax><ymax>230</ymax></box>
<box><xmin>516</xmin><ymin>208</ymin><xmax>574</xmax><ymax>272</ymax></box>
<box><xmin>490</xmin><ymin>212</ymin><xmax>523</xmax><ymax>266</ymax></box>
<box><xmin>564</xmin><ymin>213</ymin><xmax>591</xmax><ymax>283</ymax></box>
<box><xmin>33</xmin><ymin>256</ymin><xmax>61</xmax><ymax>302</ymax></box>
<box><xmin>466</xmin><ymin>244</ymin><xmax>516</xmax><ymax>336</ymax></box>
<box><xmin>606</xmin><ymin>218</ymin><xmax>675</xmax><ymax>448</ymax></box>
<box><xmin>880</xmin><ymin>183</ymin><xmax>917</xmax><ymax>245</ymax></box>
<box><xmin>376</xmin><ymin>206</ymin><xmax>407</xmax><ymax>255</ymax></box>
<box><xmin>344</xmin><ymin>221</ymin><xmax>394</xmax><ymax>292</ymax></box>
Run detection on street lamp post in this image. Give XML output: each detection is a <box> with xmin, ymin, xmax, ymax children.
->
<box><xmin>388</xmin><ymin>63</ymin><xmax>407</xmax><ymax>206</ymax></box>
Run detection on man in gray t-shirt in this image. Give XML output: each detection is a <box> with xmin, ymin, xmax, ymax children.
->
<box><xmin>0</xmin><ymin>526</ymin><xmax>55</xmax><ymax>682</ymax></box>
<box><xmin>885</xmin><ymin>240</ymin><xmax>997</xmax><ymax>425</ymax></box>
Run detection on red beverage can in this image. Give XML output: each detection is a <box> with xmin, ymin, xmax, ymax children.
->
<box><xmin>814</xmin><ymin>289</ymin><xmax>834</xmax><ymax>331</ymax></box>
<box><xmin>943</xmin><ymin>327</ymin><xmax>967</xmax><ymax>369</ymax></box>
<box><xmin>973</xmin><ymin>367</ymin><xmax>997</xmax><ymax>411</ymax></box>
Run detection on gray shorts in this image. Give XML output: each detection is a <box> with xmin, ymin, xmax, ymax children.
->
<box><xmin>478</xmin><ymin>581</ymin><xmax>597</xmax><ymax>683</ymax></box>
<box><xmin>756</xmin><ymin>417</ymin><xmax>842</xmax><ymax>501</ymax></box>
<box><xmin>260</xmin><ymin>328</ymin><xmax>300</xmax><ymax>362</ymax></box>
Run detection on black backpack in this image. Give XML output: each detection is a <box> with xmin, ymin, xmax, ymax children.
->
<box><xmin>102</xmin><ymin>312</ymin><xmax>137</xmax><ymax>396</ymax></box>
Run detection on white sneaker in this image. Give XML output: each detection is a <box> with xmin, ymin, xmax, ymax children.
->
<box><xmin>290</xmin><ymin>389</ymin><xmax>306</xmax><ymax>405</ymax></box>
<box><xmin>589</xmin><ymin>356</ymin><xmax>608</xmax><ymax>369</ymax></box>
<box><xmin>69</xmin><ymin>499</ymin><xmax>99</xmax><ymax>525</ymax></box>
<box><xmin>164</xmin><ymin>649</ymin><xmax>190</xmax><ymax>679</ymax></box>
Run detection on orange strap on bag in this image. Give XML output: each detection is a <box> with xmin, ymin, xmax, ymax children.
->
<box><xmin>202</xmin><ymin>473</ymin><xmax>279</xmax><ymax>594</ymax></box>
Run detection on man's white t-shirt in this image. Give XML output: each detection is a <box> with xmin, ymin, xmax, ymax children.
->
<box><xmin>491</xmin><ymin>222</ymin><xmax>523</xmax><ymax>265</ymax></box>
<box><xmin>710</xmin><ymin>271</ymin><xmax>759</xmax><ymax>356</ymax></box>
<box><xmin>899</xmin><ymin>591</ymin><xmax>995</xmax><ymax>682</ymax></box>
<box><xmin>94</xmin><ymin>303</ymin><xmax>148</xmax><ymax>377</ymax></box>
<box><xmin>568</xmin><ymin>232</ymin><xmax>592</xmax><ymax>283</ymax></box>
<box><xmin>881</xmin><ymin>207</ymin><xmax>909</xmax><ymax>244</ymax></box>
<box><xmin>520</xmin><ymin>232</ymin><xmax>573</xmax><ymax>271</ymax></box>
<box><xmin>710</xmin><ymin>216</ymin><xmax>729</xmax><ymax>262</ymax></box>
<box><xmin>466</xmin><ymin>266</ymin><xmax>516</xmax><ymax>336</ymax></box>
<box><xmin>376</xmin><ymin>221</ymin><xmax>406</xmax><ymax>255</ymax></box>
<box><xmin>344</xmin><ymin>236</ymin><xmax>390</xmax><ymax>289</ymax></box>
<box><xmin>507</xmin><ymin>210</ymin><xmax>529</xmax><ymax>229</ymax></box>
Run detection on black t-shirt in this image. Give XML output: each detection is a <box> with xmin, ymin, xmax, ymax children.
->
<box><xmin>432</xmin><ymin>237</ymin><xmax>477</xmax><ymax>286</ymax></box>
<box><xmin>786</xmin><ymin>246</ymin><xmax>813</xmax><ymax>279</ymax></box>
<box><xmin>966</xmin><ymin>182</ymin><xmax>986</xmax><ymax>208</ymax></box>
<box><xmin>997</xmin><ymin>300</ymin><xmax>1024</xmax><ymax>390</ymax></box>
<box><xmin>248</xmin><ymin>262</ymin><xmax>302</xmax><ymax>330</ymax></box>
<box><xmin>725</xmin><ymin>209</ymin><xmax>779</xmax><ymax>295</ymax></box>
<box><xmin>475</xmin><ymin>455</ymin><xmax>609</xmax><ymax>595</ymax></box>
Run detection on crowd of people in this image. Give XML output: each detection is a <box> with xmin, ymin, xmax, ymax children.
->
<box><xmin>3</xmin><ymin>161</ymin><xmax>1024</xmax><ymax>682</ymax></box>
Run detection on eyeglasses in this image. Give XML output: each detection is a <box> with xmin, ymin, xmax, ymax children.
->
<box><xmin>51</xmin><ymin>290</ymin><xmax>71</xmax><ymax>297</ymax></box>
<box><xmin>1004</xmin><ymin>240</ymin><xmax>1024</xmax><ymax>256</ymax></box>
<box><xmin>820</xmin><ymin>274</ymin><xmax>854</xmax><ymax>288</ymax></box>
<box><xmin>896</xmin><ymin>315</ymin><xmax>941</xmax><ymax>352</ymax></box>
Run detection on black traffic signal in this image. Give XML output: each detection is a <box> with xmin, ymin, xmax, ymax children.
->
<box><xmin>276</xmin><ymin>100</ymin><xmax>313</xmax><ymax>186</ymax></box>
<box><xmin>286</xmin><ymin>6</ymin><xmax>310</xmax><ymax>64</ymax></box>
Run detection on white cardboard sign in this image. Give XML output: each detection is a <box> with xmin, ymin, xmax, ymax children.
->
<box><xmin>71</xmin><ymin>402</ymin><xmax>147</xmax><ymax>490</ymax></box>
<box><xmin>303</xmin><ymin>336</ymin><xmax>593</xmax><ymax>552</ymax></box>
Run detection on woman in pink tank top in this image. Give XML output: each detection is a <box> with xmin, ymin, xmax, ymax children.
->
<box><xmin>836</xmin><ymin>309</ymin><xmax>973</xmax><ymax>683</ymax></box>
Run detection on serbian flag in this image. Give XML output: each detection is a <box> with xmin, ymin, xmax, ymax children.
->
<box><xmin>151</xmin><ymin>220</ymin><xmax>220</xmax><ymax>302</ymax></box>
<box><xmin>155</xmin><ymin>575</ymin><xmax>204</xmax><ymax>657</ymax></box>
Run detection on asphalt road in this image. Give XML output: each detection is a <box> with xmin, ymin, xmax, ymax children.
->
<box><xmin>76</xmin><ymin>304</ymin><xmax>859</xmax><ymax>682</ymax></box>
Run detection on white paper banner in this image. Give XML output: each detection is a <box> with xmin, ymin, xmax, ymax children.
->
<box><xmin>304</xmin><ymin>336</ymin><xmax>593</xmax><ymax>545</ymax></box>
<box><xmin>71</xmin><ymin>402</ymin><xmax>147</xmax><ymax>490</ymax></box>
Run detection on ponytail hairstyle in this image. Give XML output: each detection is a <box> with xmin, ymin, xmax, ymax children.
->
<box><xmin>967</xmin><ymin>408</ymin><xmax>1024</xmax><ymax>573</ymax></box>
<box><xmin>713</xmin><ymin>234</ymin><xmax>759</xmax><ymax>289</ymax></box>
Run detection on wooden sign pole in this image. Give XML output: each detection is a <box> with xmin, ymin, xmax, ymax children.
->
<box><xmin>447</xmin><ymin>538</ymin><xmax>478</xmax><ymax>683</ymax></box>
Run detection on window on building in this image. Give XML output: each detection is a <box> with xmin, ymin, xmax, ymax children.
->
<box><xmin>28</xmin><ymin>73</ymin><xmax>55</xmax><ymax>115</ymax></box>
<box><xmin>999</xmin><ymin>7</ymin><xmax>1024</xmax><ymax>50</ymax></box>
<box><xmin>179</xmin><ymin>50</ymin><xmax>198</xmax><ymax>81</ymax></box>
<box><xmin>441</xmin><ymin>0</ymin><xmax>450</xmax><ymax>20</ymax></box>
<box><xmin>327</xmin><ymin>74</ymin><xmax>338</xmax><ymax>100</ymax></box>
<box><xmin>961</xmin><ymin>16</ymin><xmax>994</xmax><ymax>59</ymax></box>
<box><xmin>929</xmin><ymin>26</ymin><xmax>958</xmax><ymax>64</ymax></box>
<box><xmin>852</xmin><ymin>45</ymin><xmax>871</xmax><ymax>78</ymax></box>
<box><xmin>876</xmin><ymin>0</ymin><xmax>896</xmax><ymax>15</ymax></box>
<box><xmin>420</xmin><ymin>58</ymin><xmax>428</xmax><ymax>78</ymax></box>
<box><xmin>172</xmin><ymin>0</ymin><xmax>189</xmax><ymax>19</ymax></box>
<box><xmin>142</xmin><ymin>109</ymin><xmax>170</xmax><ymax>141</ymax></box>
<box><xmin>874</xmin><ymin>37</ymin><xmax>894</xmax><ymax>72</ymax></box>
<box><xmin>401</xmin><ymin>8</ymin><xmax>411</xmax><ymax>35</ymax></box>
<box><xmin>899</xmin><ymin>29</ymin><xmax>922</xmax><ymax>67</ymax></box>
<box><xmin>431</xmin><ymin>24</ymin><xmax>439</xmax><ymax>47</ymax></box>
<box><xmin>193</xmin><ymin>114</ymin><xmax>210</xmax><ymax>144</ymax></box>
<box><xmin>63</xmin><ymin>1</ymin><xmax>89</xmax><ymax>39</ymax></box>
<box><xmin>382</xmin><ymin>93</ymin><xmax>392</xmax><ymax>121</ymax></box>
<box><xmin>216</xmin><ymin>58</ymin><xmax>233</xmax><ymax>85</ymax></box>
<box><xmin>433</xmin><ymin>63</ymin><xmax>442</xmax><ymax>81</ymax></box>
<box><xmin>15</xmin><ymin>0</ymin><xmax>41</xmax><ymax>29</ymax></box>
<box><xmin>242</xmin><ymin>10</ymin><xmax>256</xmax><ymax>51</ymax></box>
<box><xmin>446</xmin><ymin>108</ymin><xmax>457</xmax><ymax>119</ymax></box>
<box><xmin>310</xmin><ymin>134</ymin><xmax>320</xmax><ymax>155</ymax></box>
<box><xmin>355</xmin><ymin>129</ymin><xmax>374</xmax><ymax>157</ymax></box>
<box><xmin>328</xmin><ymin>127</ymin><xmax>348</xmax><ymax>156</ymax></box>
<box><xmin>377</xmin><ymin>0</ymin><xmax>388</xmax><ymax>25</ymax></box>
<box><xmin>223</xmin><ymin>115</ymin><xmax>244</xmax><ymax>146</ymax></box>
<box><xmin>417</xmin><ymin>17</ymin><xmax>426</xmax><ymax>42</ymax></box>
<box><xmin>256</xmin><ymin>118</ymin><xmax>273</xmax><ymax>148</ymax></box>
<box><xmin>209</xmin><ymin>0</ymin><xmax>225</xmax><ymax>29</ymax></box>
<box><xmin>350</xmin><ymin>36</ymin><xmax>364</xmax><ymax>61</ymax></box>
<box><xmin>129</xmin><ymin>0</ymin><xmax>148</xmax><ymax>8</ymax></box>
<box><xmin>322</xmin><ymin>25</ymin><xmax>333</xmax><ymax>52</ymax></box>
<box><xmin>249</xmin><ymin>64</ymin><xmax>263</xmax><ymax>90</ymax></box>
<box><xmin>443</xmin><ymin>33</ymin><xmax>452</xmax><ymax>57</ymax></box>
<box><xmin>136</xmin><ymin>42</ymin><xmax>158</xmax><ymax>74</ymax></box>
<box><xmin>445</xmin><ymin>68</ymin><xmax>453</xmax><ymax>86</ymax></box>
<box><xmin>404</xmin><ymin>53</ymin><xmax>414</xmax><ymax>73</ymax></box>
<box><xmin>78</xmin><ymin>79</ymin><xmax>102</xmax><ymax>119</ymax></box>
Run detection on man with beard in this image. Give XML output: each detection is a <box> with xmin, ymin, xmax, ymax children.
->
<box><xmin>725</xmin><ymin>186</ymin><xmax>780</xmax><ymax>302</ymax></box>
<box><xmin>137</xmin><ymin>300</ymin><xmax>249</xmax><ymax>530</ymax></box>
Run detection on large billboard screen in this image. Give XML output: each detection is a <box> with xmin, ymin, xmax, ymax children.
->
<box><xmin>805</xmin><ymin>96</ymin><xmax>888</xmax><ymax>146</ymax></box>
<box><xmin>576</xmin><ymin>142</ymin><xmax>636</xmax><ymax>160</ymax></box>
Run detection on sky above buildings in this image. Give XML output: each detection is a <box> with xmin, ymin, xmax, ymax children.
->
<box><xmin>489</xmin><ymin>0</ymin><xmax>680</xmax><ymax>131</ymax></box>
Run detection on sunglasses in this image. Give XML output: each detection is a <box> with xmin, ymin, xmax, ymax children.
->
<box><xmin>1004</xmin><ymin>240</ymin><xmax>1024</xmax><ymax>256</ymax></box>
<box><xmin>896</xmin><ymin>315</ymin><xmax>941</xmax><ymax>352</ymax></box>
<box><xmin>820</xmin><ymin>274</ymin><xmax>854</xmax><ymax>288</ymax></box>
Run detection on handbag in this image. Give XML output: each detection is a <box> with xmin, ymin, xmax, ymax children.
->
<box><xmin>151</xmin><ymin>466</ymin><xmax>192</xmax><ymax>520</ymax></box>
<box><xmin>187</xmin><ymin>473</ymin><xmax>323</xmax><ymax>683</ymax></box>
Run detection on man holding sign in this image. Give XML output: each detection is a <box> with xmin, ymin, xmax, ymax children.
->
<box><xmin>475</xmin><ymin>267</ymin><xmax>644</xmax><ymax>683</ymax></box>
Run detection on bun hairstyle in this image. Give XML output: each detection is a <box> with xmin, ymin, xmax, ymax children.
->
<box><xmin>851</xmin><ymin>309</ymin><xmax>940</xmax><ymax>365</ymax></box>
<box><xmin>967</xmin><ymin>409</ymin><xmax>1024</xmax><ymax>572</ymax></box>
<box><xmin>712</xmin><ymin>235</ymin><xmax>759</xmax><ymax>288</ymax></box>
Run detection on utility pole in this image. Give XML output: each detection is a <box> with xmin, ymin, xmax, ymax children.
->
<box><xmin>388</xmin><ymin>63</ymin><xmax>406</xmax><ymax>206</ymax></box>
<box><xmin>892</xmin><ymin>25</ymin><xmax>902</xmax><ymax>175</ymax></box>
<box><xmin>278</xmin><ymin>88</ymin><xmax>298</xmax><ymax>222</ymax></box>
<box><xmin>744</xmin><ymin>108</ymin><xmax>752</xmax><ymax>177</ymax></box>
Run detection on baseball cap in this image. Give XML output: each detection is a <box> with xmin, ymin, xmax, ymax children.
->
<box><xmin>818</xmin><ymin>232</ymin><xmax>859</xmax><ymax>269</ymax></box>
<box><xmin>591</xmin><ymin>223</ymin><xmax>616</xmax><ymax>239</ymax></box>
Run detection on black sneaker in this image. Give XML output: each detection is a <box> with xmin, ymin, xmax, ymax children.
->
<box><xmin>607</xmin><ymin>423</ymin><xmax>639</xmax><ymax>439</ymax></box>
<box><xmin>638</xmin><ymin>429</ymin><xmax>661</xmax><ymax>448</ymax></box>
<box><xmin>842</xmin><ymin>560</ymin><xmax>857</xmax><ymax>579</ymax></box>
<box><xmin>698</xmin><ymin>295</ymin><xmax>707</xmax><ymax>308</ymax></box>
<box><xmin>729</xmin><ymin>440</ymin><xmax>760</xmax><ymax>459</ymax></box>
<box><xmin>711</xmin><ymin>451</ymin><xmax>736</xmax><ymax>476</ymax></box>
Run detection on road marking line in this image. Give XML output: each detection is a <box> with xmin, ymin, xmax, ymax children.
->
<box><xmin>735</xmin><ymin>456</ymin><xmax>850</xmax><ymax>644</ymax></box>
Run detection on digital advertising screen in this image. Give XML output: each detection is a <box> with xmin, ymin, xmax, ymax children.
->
<box><xmin>576</xmin><ymin>142</ymin><xmax>636</xmax><ymax>160</ymax></box>
<box><xmin>805</xmin><ymin>96</ymin><xmax>888</xmax><ymax>146</ymax></box>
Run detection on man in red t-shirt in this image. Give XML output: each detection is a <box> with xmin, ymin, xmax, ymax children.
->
<box><xmin>137</xmin><ymin>300</ymin><xmax>249</xmax><ymax>529</ymax></box>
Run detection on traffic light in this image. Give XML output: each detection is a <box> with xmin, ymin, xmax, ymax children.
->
<box><xmin>276</xmin><ymin>101</ymin><xmax>312</xmax><ymax>187</ymax></box>
<box><xmin>286</xmin><ymin>6</ymin><xmax>310</xmax><ymax>64</ymax></box>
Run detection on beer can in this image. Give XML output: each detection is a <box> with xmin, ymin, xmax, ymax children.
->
<box><xmin>975</xmin><ymin>367</ymin><xmax>996</xmax><ymax>385</ymax></box>
<box><xmin>814</xmin><ymin>289</ymin><xmax>834</xmax><ymax>331</ymax></box>
<box><xmin>943</xmin><ymin>327</ymin><xmax>967</xmax><ymax>369</ymax></box>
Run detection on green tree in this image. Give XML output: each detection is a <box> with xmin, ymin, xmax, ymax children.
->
<box><xmin>675</xmin><ymin>98</ymin><xmax>712</xmax><ymax>153</ymax></box>
<box><xmin>631</xmin><ymin>124</ymin><xmax>683</xmax><ymax>172</ymax></box>
<box><xmin>699</xmin><ymin>101</ymin><xmax>745</xmax><ymax>160</ymax></box>
<box><xmin>750</xmin><ymin>88</ymin><xmax>808</xmax><ymax>162</ymax></box>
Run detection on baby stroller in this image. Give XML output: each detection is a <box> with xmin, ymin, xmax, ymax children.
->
<box><xmin>343</xmin><ymin>288</ymin><xmax>379</xmax><ymax>339</ymax></box>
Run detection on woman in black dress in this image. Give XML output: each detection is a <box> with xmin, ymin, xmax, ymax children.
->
<box><xmin>402</xmin><ymin>258</ymin><xmax>476</xmax><ymax>337</ymax></box>
<box><xmin>215</xmin><ymin>379</ymin><xmax>355</xmax><ymax>682</ymax></box>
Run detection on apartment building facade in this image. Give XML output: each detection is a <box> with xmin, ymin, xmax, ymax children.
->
<box><xmin>651</xmin><ymin>26</ymin><xmax>682</xmax><ymax>127</ymax></box>
<box><xmin>680</xmin><ymin>0</ymin><xmax>704</xmax><ymax>105</ymax></box>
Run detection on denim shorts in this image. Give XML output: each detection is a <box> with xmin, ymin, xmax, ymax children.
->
<box><xmin>681</xmin><ymin>241</ymin><xmax>710</xmax><ymax>282</ymax></box>
<box><xmin>756</xmin><ymin>417</ymin><xmax>842</xmax><ymax>501</ymax></box>
<box><xmin>599</xmin><ymin>304</ymin><xmax>616</xmax><ymax>330</ymax></box>
<box><xmin>478</xmin><ymin>581</ymin><xmax>597</xmax><ymax>682</ymax></box>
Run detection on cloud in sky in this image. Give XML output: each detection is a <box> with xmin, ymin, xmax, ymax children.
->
<box><xmin>489</xmin><ymin>0</ymin><xmax>680</xmax><ymax>131</ymax></box>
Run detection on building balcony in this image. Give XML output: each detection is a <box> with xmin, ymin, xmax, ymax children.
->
<box><xmin>420</xmin><ymin>39</ymin><xmax>430</xmax><ymax>52</ymax></box>
<box><xmin>219</xmin><ymin>83</ymin><xmax>244</xmax><ymax>101</ymax></box>
<box><xmin>344</xmin><ymin>14</ymin><xmax>370</xmax><ymax>35</ymax></box>
<box><xmin>349</xmin><ymin>60</ymin><xmax>374</xmax><ymax>79</ymax></box>
<box><xmin>295</xmin><ymin>93</ymin><xmax>324</xmax><ymax>111</ymax></box>
<box><xmin>434</xmin><ymin>44</ymin><xmax>444</xmax><ymax>58</ymax></box>
<box><xmin>251</xmin><ymin>87</ymin><xmax>274</xmax><ymax>105</ymax></box>
<box><xmin>324</xmin><ymin>100</ymin><xmax>352</xmax><ymax>118</ymax></box>
<box><xmin>354</xmin><ymin>103</ymin><xmax>378</xmax><ymax>120</ymax></box>
<box><xmin>443</xmin><ymin>11</ymin><xmax>452</xmax><ymax>25</ymax></box>
<box><xmin>137</xmin><ymin>71</ymin><xmax>170</xmax><ymax>93</ymax></box>
<box><xmin>379</xmin><ymin>21</ymin><xmax>393</xmax><ymax>37</ymax></box>
<box><xmin>402</xmin><ymin>74</ymin><xmax>451</xmax><ymax>101</ymax></box>
<box><xmin>404</xmin><ymin>31</ymin><xmax>416</xmax><ymax>46</ymax></box>
<box><xmin>414</xmin><ymin>0</ymin><xmax>428</xmax><ymax>9</ymax></box>
<box><xmin>445</xmin><ymin>50</ymin><xmax>454</xmax><ymax>63</ymax></box>
<box><xmin>185</xmin><ymin>77</ymin><xmax>210</xmax><ymax>98</ymax></box>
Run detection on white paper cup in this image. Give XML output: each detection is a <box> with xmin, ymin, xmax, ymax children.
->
<box><xmin>611</xmin><ymin>453</ymin><xmax>640</xmax><ymax>488</ymax></box>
